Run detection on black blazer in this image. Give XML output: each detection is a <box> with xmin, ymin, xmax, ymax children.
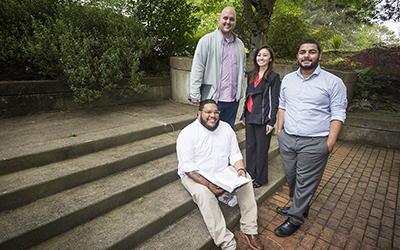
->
<box><xmin>241</xmin><ymin>71</ymin><xmax>281</xmax><ymax>126</ymax></box>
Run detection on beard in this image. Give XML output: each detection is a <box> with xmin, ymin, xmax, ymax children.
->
<box><xmin>200</xmin><ymin>115</ymin><xmax>220</xmax><ymax>131</ymax></box>
<box><xmin>298</xmin><ymin>57</ymin><xmax>319</xmax><ymax>70</ymax></box>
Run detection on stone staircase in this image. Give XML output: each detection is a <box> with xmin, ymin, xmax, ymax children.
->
<box><xmin>0</xmin><ymin>113</ymin><xmax>285</xmax><ymax>250</ymax></box>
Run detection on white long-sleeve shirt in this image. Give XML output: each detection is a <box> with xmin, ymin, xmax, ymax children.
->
<box><xmin>176</xmin><ymin>119</ymin><xmax>243</xmax><ymax>179</ymax></box>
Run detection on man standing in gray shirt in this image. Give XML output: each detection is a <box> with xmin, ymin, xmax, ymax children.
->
<box><xmin>274</xmin><ymin>39</ymin><xmax>348</xmax><ymax>237</ymax></box>
<box><xmin>189</xmin><ymin>6</ymin><xmax>246</xmax><ymax>128</ymax></box>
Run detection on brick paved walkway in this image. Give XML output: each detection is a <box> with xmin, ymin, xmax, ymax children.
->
<box><xmin>235</xmin><ymin>140</ymin><xmax>400</xmax><ymax>250</ymax></box>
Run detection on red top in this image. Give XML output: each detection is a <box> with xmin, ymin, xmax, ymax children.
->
<box><xmin>247</xmin><ymin>74</ymin><xmax>263</xmax><ymax>113</ymax></box>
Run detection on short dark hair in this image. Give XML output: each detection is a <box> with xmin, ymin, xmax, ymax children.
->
<box><xmin>298</xmin><ymin>39</ymin><xmax>322</xmax><ymax>55</ymax></box>
<box><xmin>199</xmin><ymin>99</ymin><xmax>217</xmax><ymax>111</ymax></box>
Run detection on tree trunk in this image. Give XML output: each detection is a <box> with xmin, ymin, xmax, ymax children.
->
<box><xmin>243</xmin><ymin>0</ymin><xmax>276</xmax><ymax>60</ymax></box>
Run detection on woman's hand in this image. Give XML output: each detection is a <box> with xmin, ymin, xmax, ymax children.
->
<box><xmin>266</xmin><ymin>125</ymin><xmax>273</xmax><ymax>135</ymax></box>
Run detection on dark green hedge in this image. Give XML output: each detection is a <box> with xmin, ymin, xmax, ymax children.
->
<box><xmin>1</xmin><ymin>0</ymin><xmax>197</xmax><ymax>103</ymax></box>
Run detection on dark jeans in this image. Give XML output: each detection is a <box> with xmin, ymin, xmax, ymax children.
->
<box><xmin>217</xmin><ymin>101</ymin><xmax>239</xmax><ymax>128</ymax></box>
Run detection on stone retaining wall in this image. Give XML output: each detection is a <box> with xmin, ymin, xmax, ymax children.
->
<box><xmin>170</xmin><ymin>56</ymin><xmax>399</xmax><ymax>149</ymax></box>
<box><xmin>170</xmin><ymin>56</ymin><xmax>357</xmax><ymax>104</ymax></box>
<box><xmin>339</xmin><ymin>113</ymin><xmax>400</xmax><ymax>149</ymax></box>
<box><xmin>2</xmin><ymin>57</ymin><xmax>398</xmax><ymax>149</ymax></box>
<box><xmin>0</xmin><ymin>77</ymin><xmax>171</xmax><ymax>118</ymax></box>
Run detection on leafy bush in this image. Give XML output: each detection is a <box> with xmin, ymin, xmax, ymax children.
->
<box><xmin>0</xmin><ymin>0</ymin><xmax>61</xmax><ymax>76</ymax></box>
<box><xmin>346</xmin><ymin>45</ymin><xmax>400</xmax><ymax>102</ymax></box>
<box><xmin>329</xmin><ymin>35</ymin><xmax>343</xmax><ymax>50</ymax></box>
<box><xmin>311</xmin><ymin>25</ymin><xmax>335</xmax><ymax>50</ymax></box>
<box><xmin>355</xmin><ymin>67</ymin><xmax>381</xmax><ymax>100</ymax></box>
<box><xmin>351</xmin><ymin>98</ymin><xmax>373</xmax><ymax>110</ymax></box>
<box><xmin>268</xmin><ymin>13</ymin><xmax>311</xmax><ymax>59</ymax></box>
<box><xmin>1</xmin><ymin>0</ymin><xmax>154</xmax><ymax>103</ymax></box>
<box><xmin>126</xmin><ymin>0</ymin><xmax>199</xmax><ymax>74</ymax></box>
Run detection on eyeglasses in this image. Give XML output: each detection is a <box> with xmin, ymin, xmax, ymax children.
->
<box><xmin>203</xmin><ymin>110</ymin><xmax>220</xmax><ymax>116</ymax></box>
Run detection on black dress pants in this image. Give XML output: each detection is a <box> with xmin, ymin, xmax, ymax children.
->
<box><xmin>245</xmin><ymin>123</ymin><xmax>272</xmax><ymax>185</ymax></box>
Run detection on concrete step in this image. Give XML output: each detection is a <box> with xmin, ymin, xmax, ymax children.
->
<box><xmin>29</xmin><ymin>180</ymin><xmax>194</xmax><ymax>250</ymax></box>
<box><xmin>0</xmin><ymin>112</ymin><xmax>195</xmax><ymax>176</ymax></box>
<box><xmin>26</xmin><ymin>138</ymin><xmax>283</xmax><ymax>250</ymax></box>
<box><xmin>134</xmin><ymin>154</ymin><xmax>285</xmax><ymax>250</ymax></box>
<box><xmin>0</xmin><ymin>106</ymin><xmax>285</xmax><ymax>250</ymax></box>
<box><xmin>0</xmin><ymin>130</ymin><xmax>181</xmax><ymax>212</ymax></box>
<box><xmin>0</xmin><ymin>124</ymin><xmax>248</xmax><ymax>250</ymax></box>
<box><xmin>0</xmin><ymin>152</ymin><xmax>182</xmax><ymax>250</ymax></box>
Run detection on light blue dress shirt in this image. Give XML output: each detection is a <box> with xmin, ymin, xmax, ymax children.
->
<box><xmin>279</xmin><ymin>65</ymin><xmax>347</xmax><ymax>137</ymax></box>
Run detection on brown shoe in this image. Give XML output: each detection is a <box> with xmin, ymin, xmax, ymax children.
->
<box><xmin>239</xmin><ymin>230</ymin><xmax>264</xmax><ymax>250</ymax></box>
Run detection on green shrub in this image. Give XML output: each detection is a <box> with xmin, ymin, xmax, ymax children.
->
<box><xmin>329</xmin><ymin>35</ymin><xmax>343</xmax><ymax>50</ymax></box>
<box><xmin>347</xmin><ymin>45</ymin><xmax>400</xmax><ymax>102</ymax></box>
<box><xmin>0</xmin><ymin>0</ymin><xmax>60</xmax><ymax>68</ymax></box>
<box><xmin>322</xmin><ymin>57</ymin><xmax>347</xmax><ymax>69</ymax></box>
<box><xmin>128</xmin><ymin>0</ymin><xmax>199</xmax><ymax>74</ymax></box>
<box><xmin>2</xmin><ymin>0</ymin><xmax>154</xmax><ymax>103</ymax></box>
<box><xmin>268</xmin><ymin>13</ymin><xmax>311</xmax><ymax>59</ymax></box>
<box><xmin>355</xmin><ymin>67</ymin><xmax>382</xmax><ymax>100</ymax></box>
<box><xmin>57</xmin><ymin>4</ymin><xmax>153</xmax><ymax>103</ymax></box>
<box><xmin>311</xmin><ymin>26</ymin><xmax>335</xmax><ymax>51</ymax></box>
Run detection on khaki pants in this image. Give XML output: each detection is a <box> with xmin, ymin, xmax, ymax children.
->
<box><xmin>181</xmin><ymin>166</ymin><xmax>258</xmax><ymax>250</ymax></box>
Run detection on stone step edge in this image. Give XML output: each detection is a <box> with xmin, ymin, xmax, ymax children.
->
<box><xmin>30</xmin><ymin>150</ymin><xmax>283</xmax><ymax>250</ymax></box>
<box><xmin>134</xmin><ymin>154</ymin><xmax>285</xmax><ymax>250</ymax></box>
<box><xmin>25</xmin><ymin>180</ymin><xmax>194</xmax><ymax>250</ymax></box>
<box><xmin>0</xmin><ymin>130</ymin><xmax>181</xmax><ymax>212</ymax></box>
<box><xmin>0</xmin><ymin>153</ymin><xmax>182</xmax><ymax>250</ymax></box>
<box><xmin>0</xmin><ymin>129</ymin><xmax>248</xmax><ymax>249</ymax></box>
<box><xmin>0</xmin><ymin>115</ymin><xmax>195</xmax><ymax>176</ymax></box>
<box><xmin>0</xmin><ymin>128</ymin><xmax>248</xmax><ymax>212</ymax></box>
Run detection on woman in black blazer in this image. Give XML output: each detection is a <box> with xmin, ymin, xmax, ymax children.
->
<box><xmin>241</xmin><ymin>45</ymin><xmax>281</xmax><ymax>188</ymax></box>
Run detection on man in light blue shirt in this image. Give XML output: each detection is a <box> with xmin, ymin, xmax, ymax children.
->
<box><xmin>274</xmin><ymin>39</ymin><xmax>347</xmax><ymax>237</ymax></box>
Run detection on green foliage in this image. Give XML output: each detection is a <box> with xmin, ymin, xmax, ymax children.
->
<box><xmin>351</xmin><ymin>98</ymin><xmax>372</xmax><ymax>110</ymax></box>
<box><xmin>311</xmin><ymin>26</ymin><xmax>335</xmax><ymax>50</ymax></box>
<box><xmin>329</xmin><ymin>35</ymin><xmax>343</xmax><ymax>50</ymax></box>
<box><xmin>299</xmin><ymin>0</ymin><xmax>375</xmax><ymax>51</ymax></box>
<box><xmin>355</xmin><ymin>67</ymin><xmax>382</xmax><ymax>100</ymax></box>
<box><xmin>58</xmin><ymin>4</ymin><xmax>153</xmax><ymax>103</ymax></box>
<box><xmin>1</xmin><ymin>0</ymin><xmax>153</xmax><ymax>103</ymax></box>
<box><xmin>323</xmin><ymin>57</ymin><xmax>347</xmax><ymax>69</ymax></box>
<box><xmin>0</xmin><ymin>0</ymin><xmax>61</xmax><ymax>66</ymax></box>
<box><xmin>268</xmin><ymin>12</ymin><xmax>310</xmax><ymax>58</ymax></box>
<box><xmin>273</xmin><ymin>0</ymin><xmax>306</xmax><ymax>16</ymax></box>
<box><xmin>189</xmin><ymin>0</ymin><xmax>252</xmax><ymax>52</ymax></box>
<box><xmin>353</xmin><ymin>23</ymin><xmax>400</xmax><ymax>50</ymax></box>
<box><xmin>127</xmin><ymin>0</ymin><xmax>200</xmax><ymax>74</ymax></box>
<box><xmin>349</xmin><ymin>46</ymin><xmax>400</xmax><ymax>102</ymax></box>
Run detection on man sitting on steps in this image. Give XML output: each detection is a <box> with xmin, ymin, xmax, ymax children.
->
<box><xmin>176</xmin><ymin>99</ymin><xmax>264</xmax><ymax>250</ymax></box>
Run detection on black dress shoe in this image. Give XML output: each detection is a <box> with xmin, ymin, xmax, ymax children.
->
<box><xmin>275</xmin><ymin>205</ymin><xmax>309</xmax><ymax>218</ymax></box>
<box><xmin>276</xmin><ymin>206</ymin><xmax>290</xmax><ymax>216</ymax></box>
<box><xmin>253</xmin><ymin>181</ymin><xmax>262</xmax><ymax>188</ymax></box>
<box><xmin>274</xmin><ymin>218</ymin><xmax>300</xmax><ymax>237</ymax></box>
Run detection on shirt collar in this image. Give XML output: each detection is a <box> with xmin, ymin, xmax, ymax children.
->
<box><xmin>216</xmin><ymin>27</ymin><xmax>236</xmax><ymax>43</ymax></box>
<box><xmin>295</xmin><ymin>64</ymin><xmax>321</xmax><ymax>80</ymax></box>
